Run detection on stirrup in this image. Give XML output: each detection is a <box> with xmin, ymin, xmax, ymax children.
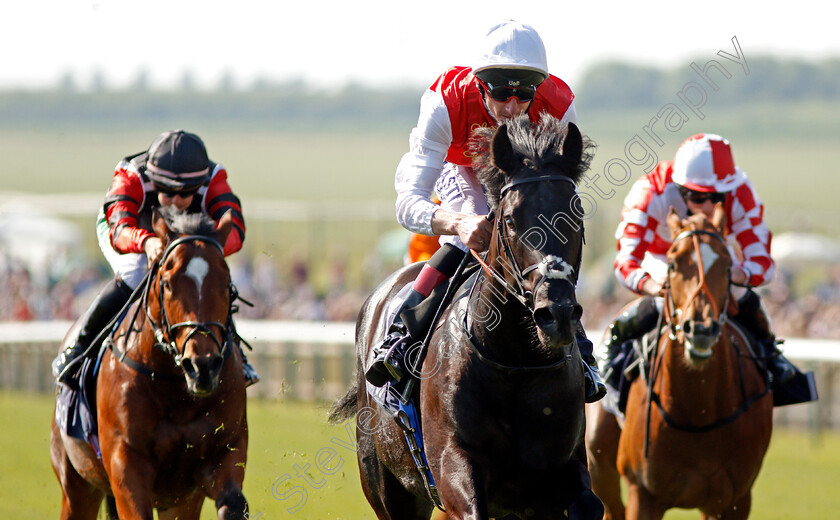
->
<box><xmin>53</xmin><ymin>343</ymin><xmax>86</xmax><ymax>383</ymax></box>
<box><xmin>366</xmin><ymin>326</ymin><xmax>410</xmax><ymax>387</ymax></box>
<box><xmin>242</xmin><ymin>361</ymin><xmax>260</xmax><ymax>388</ymax></box>
<box><xmin>583</xmin><ymin>362</ymin><xmax>607</xmax><ymax>403</ymax></box>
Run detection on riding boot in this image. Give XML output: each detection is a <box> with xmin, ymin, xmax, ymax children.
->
<box><xmin>366</xmin><ymin>244</ymin><xmax>466</xmax><ymax>387</ymax></box>
<box><xmin>238</xmin><ymin>347</ymin><xmax>260</xmax><ymax>387</ymax></box>
<box><xmin>52</xmin><ymin>277</ymin><xmax>133</xmax><ymax>384</ymax></box>
<box><xmin>600</xmin><ymin>296</ymin><xmax>660</xmax><ymax>382</ymax></box>
<box><xmin>576</xmin><ymin>322</ymin><xmax>606</xmax><ymax>403</ymax></box>
<box><xmin>733</xmin><ymin>290</ymin><xmax>796</xmax><ymax>387</ymax></box>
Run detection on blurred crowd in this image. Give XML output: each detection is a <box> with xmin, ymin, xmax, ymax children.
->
<box><xmin>2</xmin><ymin>250</ymin><xmax>839</xmax><ymax>341</ymax></box>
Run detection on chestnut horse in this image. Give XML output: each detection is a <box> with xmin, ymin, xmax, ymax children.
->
<box><xmin>331</xmin><ymin>115</ymin><xmax>604</xmax><ymax>519</ymax></box>
<box><xmin>586</xmin><ymin>206</ymin><xmax>773</xmax><ymax>519</ymax></box>
<box><xmin>50</xmin><ymin>209</ymin><xmax>249</xmax><ymax>519</ymax></box>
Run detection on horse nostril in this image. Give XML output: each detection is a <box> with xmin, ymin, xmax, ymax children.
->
<box><xmin>683</xmin><ymin>321</ymin><xmax>692</xmax><ymax>335</ymax></box>
<box><xmin>210</xmin><ymin>355</ymin><xmax>223</xmax><ymax>374</ymax></box>
<box><xmin>571</xmin><ymin>303</ymin><xmax>583</xmax><ymax>322</ymax></box>
<box><xmin>182</xmin><ymin>358</ymin><xmax>197</xmax><ymax>377</ymax></box>
<box><xmin>533</xmin><ymin>307</ymin><xmax>556</xmax><ymax>331</ymax></box>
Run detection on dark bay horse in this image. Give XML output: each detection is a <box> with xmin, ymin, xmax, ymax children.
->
<box><xmin>586</xmin><ymin>206</ymin><xmax>773</xmax><ymax>519</ymax></box>
<box><xmin>50</xmin><ymin>209</ymin><xmax>249</xmax><ymax>520</ymax></box>
<box><xmin>331</xmin><ymin>115</ymin><xmax>604</xmax><ymax>519</ymax></box>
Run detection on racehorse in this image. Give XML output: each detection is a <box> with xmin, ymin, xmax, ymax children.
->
<box><xmin>330</xmin><ymin>114</ymin><xmax>604</xmax><ymax>519</ymax></box>
<box><xmin>50</xmin><ymin>208</ymin><xmax>250</xmax><ymax>519</ymax></box>
<box><xmin>586</xmin><ymin>206</ymin><xmax>773</xmax><ymax>519</ymax></box>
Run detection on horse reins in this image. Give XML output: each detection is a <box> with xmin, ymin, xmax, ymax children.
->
<box><xmin>470</xmin><ymin>175</ymin><xmax>582</xmax><ymax>311</ymax></box>
<box><xmin>109</xmin><ymin>235</ymin><xmax>246</xmax><ymax>380</ymax></box>
<box><xmin>643</xmin><ymin>225</ymin><xmax>768</xmax><ymax>456</ymax></box>
<box><xmin>466</xmin><ymin>174</ymin><xmax>582</xmax><ymax>372</ymax></box>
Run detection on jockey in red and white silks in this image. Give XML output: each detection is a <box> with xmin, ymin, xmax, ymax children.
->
<box><xmin>614</xmin><ymin>133</ymin><xmax>774</xmax><ymax>296</ymax></box>
<box><xmin>369</xmin><ymin>21</ymin><xmax>606</xmax><ymax>404</ymax></box>
<box><xmin>395</xmin><ymin>49</ymin><xmax>576</xmax><ymax>250</ymax></box>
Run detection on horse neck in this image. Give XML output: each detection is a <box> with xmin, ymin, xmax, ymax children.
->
<box><xmin>469</xmin><ymin>273</ymin><xmax>547</xmax><ymax>367</ymax></box>
<box><xmin>655</xmin><ymin>331</ymin><xmax>740</xmax><ymax>416</ymax></box>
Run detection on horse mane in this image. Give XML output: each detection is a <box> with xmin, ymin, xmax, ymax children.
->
<box><xmin>157</xmin><ymin>205</ymin><xmax>217</xmax><ymax>237</ymax></box>
<box><xmin>470</xmin><ymin>113</ymin><xmax>595</xmax><ymax>212</ymax></box>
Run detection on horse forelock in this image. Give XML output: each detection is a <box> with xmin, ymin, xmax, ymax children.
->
<box><xmin>470</xmin><ymin>113</ymin><xmax>594</xmax><ymax>211</ymax></box>
<box><xmin>157</xmin><ymin>205</ymin><xmax>216</xmax><ymax>237</ymax></box>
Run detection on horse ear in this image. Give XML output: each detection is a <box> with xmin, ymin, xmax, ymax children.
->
<box><xmin>490</xmin><ymin>123</ymin><xmax>517</xmax><ymax>174</ymax></box>
<box><xmin>213</xmin><ymin>209</ymin><xmax>233</xmax><ymax>247</ymax></box>
<box><xmin>562</xmin><ymin>122</ymin><xmax>583</xmax><ymax>164</ymax></box>
<box><xmin>711</xmin><ymin>202</ymin><xmax>726</xmax><ymax>231</ymax></box>
<box><xmin>152</xmin><ymin>207</ymin><xmax>173</xmax><ymax>240</ymax></box>
<box><xmin>667</xmin><ymin>207</ymin><xmax>683</xmax><ymax>239</ymax></box>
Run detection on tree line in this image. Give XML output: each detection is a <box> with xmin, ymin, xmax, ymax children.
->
<box><xmin>1</xmin><ymin>55</ymin><xmax>837</xmax><ymax>131</ymax></box>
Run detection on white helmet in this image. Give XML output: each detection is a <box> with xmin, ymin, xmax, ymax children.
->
<box><xmin>472</xmin><ymin>21</ymin><xmax>549</xmax><ymax>85</ymax></box>
<box><xmin>672</xmin><ymin>133</ymin><xmax>745</xmax><ymax>193</ymax></box>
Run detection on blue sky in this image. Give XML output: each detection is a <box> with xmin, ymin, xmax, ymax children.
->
<box><xmin>3</xmin><ymin>0</ymin><xmax>836</xmax><ymax>90</ymax></box>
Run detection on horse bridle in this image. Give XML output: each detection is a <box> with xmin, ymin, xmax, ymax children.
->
<box><xmin>144</xmin><ymin>235</ymin><xmax>235</xmax><ymax>367</ymax></box>
<box><xmin>471</xmin><ymin>174</ymin><xmax>583</xmax><ymax>311</ymax></box>
<box><xmin>662</xmin><ymin>225</ymin><xmax>731</xmax><ymax>341</ymax></box>
<box><xmin>643</xmin><ymin>224</ymin><xmax>767</xmax><ymax>454</ymax></box>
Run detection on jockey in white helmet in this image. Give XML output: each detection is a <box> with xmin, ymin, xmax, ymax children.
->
<box><xmin>367</xmin><ymin>21</ymin><xmax>606</xmax><ymax>403</ymax></box>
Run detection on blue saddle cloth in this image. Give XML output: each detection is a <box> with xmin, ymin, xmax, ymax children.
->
<box><xmin>366</xmin><ymin>380</ymin><xmax>438</xmax><ymax>499</ymax></box>
<box><xmin>55</xmin><ymin>346</ymin><xmax>106</xmax><ymax>458</ymax></box>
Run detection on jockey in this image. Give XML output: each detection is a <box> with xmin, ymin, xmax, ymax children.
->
<box><xmin>603</xmin><ymin>133</ymin><xmax>796</xmax><ymax>388</ymax></box>
<box><xmin>52</xmin><ymin>130</ymin><xmax>259</xmax><ymax>386</ymax></box>
<box><xmin>365</xmin><ymin>20</ymin><xmax>606</xmax><ymax>402</ymax></box>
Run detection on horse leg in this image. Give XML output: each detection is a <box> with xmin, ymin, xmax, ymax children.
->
<box><xmin>707</xmin><ymin>492</ymin><xmax>752</xmax><ymax>520</ymax></box>
<box><xmin>157</xmin><ymin>493</ymin><xmax>204</xmax><ymax>520</ymax></box>
<box><xmin>213</xmin><ymin>481</ymin><xmax>249</xmax><ymax>520</ymax></box>
<box><xmin>625</xmin><ymin>483</ymin><xmax>664</xmax><ymax>520</ymax></box>
<box><xmin>358</xmin><ymin>446</ymin><xmax>431</xmax><ymax>520</ymax></box>
<box><xmin>564</xmin><ymin>444</ymin><xmax>605</xmax><ymax>520</ymax></box>
<box><xmin>103</xmin><ymin>444</ymin><xmax>156</xmax><ymax>520</ymax></box>
<box><xmin>585</xmin><ymin>403</ymin><xmax>625</xmax><ymax>520</ymax></box>
<box><xmin>51</xmin><ymin>421</ymin><xmax>104</xmax><ymax>520</ymax></box>
<box><xmin>204</xmin><ymin>435</ymin><xmax>248</xmax><ymax>519</ymax></box>
<box><xmin>435</xmin><ymin>450</ymin><xmax>489</xmax><ymax>520</ymax></box>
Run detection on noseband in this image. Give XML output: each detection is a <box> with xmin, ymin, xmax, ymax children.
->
<box><xmin>662</xmin><ymin>226</ymin><xmax>731</xmax><ymax>340</ymax></box>
<box><xmin>144</xmin><ymin>235</ymin><xmax>235</xmax><ymax>367</ymax></box>
<box><xmin>471</xmin><ymin>175</ymin><xmax>582</xmax><ymax>310</ymax></box>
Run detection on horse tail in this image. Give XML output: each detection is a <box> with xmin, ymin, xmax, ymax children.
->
<box><xmin>328</xmin><ymin>385</ymin><xmax>357</xmax><ymax>425</ymax></box>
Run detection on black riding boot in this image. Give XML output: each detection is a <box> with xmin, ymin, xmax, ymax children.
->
<box><xmin>52</xmin><ymin>277</ymin><xmax>133</xmax><ymax>383</ymax></box>
<box><xmin>576</xmin><ymin>322</ymin><xmax>607</xmax><ymax>403</ymax></box>
<box><xmin>365</xmin><ymin>244</ymin><xmax>466</xmax><ymax>387</ymax></box>
<box><xmin>733</xmin><ymin>290</ymin><xmax>795</xmax><ymax>387</ymax></box>
<box><xmin>600</xmin><ymin>296</ymin><xmax>660</xmax><ymax>382</ymax></box>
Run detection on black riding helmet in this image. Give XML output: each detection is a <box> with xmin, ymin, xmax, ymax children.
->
<box><xmin>145</xmin><ymin>130</ymin><xmax>210</xmax><ymax>191</ymax></box>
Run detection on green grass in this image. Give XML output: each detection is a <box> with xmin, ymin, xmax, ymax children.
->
<box><xmin>4</xmin><ymin>390</ymin><xmax>840</xmax><ymax>519</ymax></box>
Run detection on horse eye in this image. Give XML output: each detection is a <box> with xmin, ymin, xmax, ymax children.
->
<box><xmin>504</xmin><ymin>215</ymin><xmax>516</xmax><ymax>231</ymax></box>
<box><xmin>162</xmin><ymin>280</ymin><xmax>171</xmax><ymax>291</ymax></box>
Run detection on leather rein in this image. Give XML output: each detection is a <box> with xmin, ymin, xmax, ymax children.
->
<box><xmin>643</xmin><ymin>225</ymin><xmax>769</xmax><ymax>455</ymax></box>
<box><xmin>466</xmin><ymin>174</ymin><xmax>583</xmax><ymax>373</ymax></box>
<box><xmin>108</xmin><ymin>235</ymin><xmax>242</xmax><ymax>381</ymax></box>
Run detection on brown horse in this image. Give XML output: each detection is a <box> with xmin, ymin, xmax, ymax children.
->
<box><xmin>331</xmin><ymin>115</ymin><xmax>604</xmax><ymax>519</ymax></box>
<box><xmin>50</xmin><ymin>209</ymin><xmax>249</xmax><ymax>520</ymax></box>
<box><xmin>586</xmin><ymin>206</ymin><xmax>773</xmax><ymax>519</ymax></box>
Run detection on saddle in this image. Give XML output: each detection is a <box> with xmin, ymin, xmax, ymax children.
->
<box><xmin>601</xmin><ymin>322</ymin><xmax>818</xmax><ymax>421</ymax></box>
<box><xmin>55</xmin><ymin>341</ymin><xmax>106</xmax><ymax>457</ymax></box>
<box><xmin>365</xmin><ymin>263</ymin><xmax>480</xmax><ymax>511</ymax></box>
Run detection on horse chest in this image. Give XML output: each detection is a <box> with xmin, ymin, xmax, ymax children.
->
<box><xmin>448</xmin><ymin>377</ymin><xmax>583</xmax><ymax>466</ymax></box>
